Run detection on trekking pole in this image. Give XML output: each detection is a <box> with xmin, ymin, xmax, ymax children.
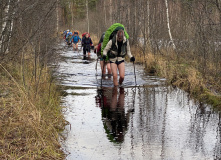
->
<box><xmin>95</xmin><ymin>57</ymin><xmax>98</xmax><ymax>74</ymax></box>
<box><xmin>133</xmin><ymin>61</ymin><xmax>137</xmax><ymax>86</ymax></box>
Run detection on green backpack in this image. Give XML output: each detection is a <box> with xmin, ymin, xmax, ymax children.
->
<box><xmin>101</xmin><ymin>23</ymin><xmax>129</xmax><ymax>60</ymax></box>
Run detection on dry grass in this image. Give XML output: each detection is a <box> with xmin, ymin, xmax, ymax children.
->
<box><xmin>0</xmin><ymin>58</ymin><xmax>66</xmax><ymax>159</ymax></box>
<box><xmin>132</xmin><ymin>46</ymin><xmax>221</xmax><ymax>108</ymax></box>
<box><xmin>90</xmin><ymin>34</ymin><xmax>99</xmax><ymax>46</ymax></box>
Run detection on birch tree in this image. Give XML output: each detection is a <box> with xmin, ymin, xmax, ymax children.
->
<box><xmin>0</xmin><ymin>0</ymin><xmax>16</xmax><ymax>54</ymax></box>
<box><xmin>165</xmin><ymin>0</ymin><xmax>176</xmax><ymax>49</ymax></box>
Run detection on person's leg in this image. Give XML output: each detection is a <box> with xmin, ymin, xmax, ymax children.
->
<box><xmin>88</xmin><ymin>46</ymin><xmax>91</xmax><ymax>56</ymax></box>
<box><xmin>110</xmin><ymin>63</ymin><xmax>118</xmax><ymax>86</ymax></box>
<box><xmin>110</xmin><ymin>86</ymin><xmax>118</xmax><ymax>111</ymax></box>
<box><xmin>118</xmin><ymin>62</ymin><xmax>125</xmax><ymax>85</ymax></box>
<box><xmin>107</xmin><ymin>63</ymin><xmax>112</xmax><ymax>75</ymax></box>
<box><xmin>73</xmin><ymin>43</ymin><xmax>75</xmax><ymax>50</ymax></box>
<box><xmin>100</xmin><ymin>60</ymin><xmax>105</xmax><ymax>75</ymax></box>
<box><xmin>104</xmin><ymin>62</ymin><xmax>110</xmax><ymax>75</ymax></box>
<box><xmin>76</xmin><ymin>43</ymin><xmax>78</xmax><ymax>51</ymax></box>
<box><xmin>118</xmin><ymin>87</ymin><xmax>125</xmax><ymax>109</ymax></box>
<box><xmin>83</xmin><ymin>47</ymin><xmax>86</xmax><ymax>56</ymax></box>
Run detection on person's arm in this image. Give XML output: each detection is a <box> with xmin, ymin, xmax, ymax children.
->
<box><xmin>78</xmin><ymin>36</ymin><xmax>81</xmax><ymax>41</ymax></box>
<box><xmin>103</xmin><ymin>40</ymin><xmax>112</xmax><ymax>56</ymax></box>
<box><xmin>90</xmin><ymin>38</ymin><xmax>93</xmax><ymax>46</ymax></box>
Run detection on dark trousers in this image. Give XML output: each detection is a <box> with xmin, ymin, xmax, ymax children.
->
<box><xmin>83</xmin><ymin>45</ymin><xmax>91</xmax><ymax>55</ymax></box>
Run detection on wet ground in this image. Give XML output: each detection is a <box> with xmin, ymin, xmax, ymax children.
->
<box><xmin>57</xmin><ymin>43</ymin><xmax>221</xmax><ymax>160</ymax></box>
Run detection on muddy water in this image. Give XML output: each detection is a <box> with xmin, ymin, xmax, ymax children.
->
<box><xmin>57</xmin><ymin>44</ymin><xmax>221</xmax><ymax>160</ymax></box>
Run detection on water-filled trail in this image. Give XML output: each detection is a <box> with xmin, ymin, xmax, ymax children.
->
<box><xmin>56</xmin><ymin>43</ymin><xmax>220</xmax><ymax>160</ymax></box>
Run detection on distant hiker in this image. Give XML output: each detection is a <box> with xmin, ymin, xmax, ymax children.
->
<box><xmin>81</xmin><ymin>32</ymin><xmax>90</xmax><ymax>43</ymax></box>
<box><xmin>82</xmin><ymin>32</ymin><xmax>93</xmax><ymax>57</ymax></box>
<box><xmin>102</xmin><ymin>25</ymin><xmax>135</xmax><ymax>87</ymax></box>
<box><xmin>95</xmin><ymin>32</ymin><xmax>111</xmax><ymax>75</ymax></box>
<box><xmin>71</xmin><ymin>31</ymin><xmax>81</xmax><ymax>51</ymax></box>
<box><xmin>63</xmin><ymin>29</ymin><xmax>69</xmax><ymax>40</ymax></box>
<box><xmin>66</xmin><ymin>30</ymin><xmax>72</xmax><ymax>45</ymax></box>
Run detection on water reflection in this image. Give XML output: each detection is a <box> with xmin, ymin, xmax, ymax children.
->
<box><xmin>215</xmin><ymin>112</ymin><xmax>221</xmax><ymax>159</ymax></box>
<box><xmin>58</xmin><ymin>43</ymin><xmax>221</xmax><ymax>159</ymax></box>
<box><xmin>96</xmin><ymin>87</ymin><xmax>134</xmax><ymax>143</ymax></box>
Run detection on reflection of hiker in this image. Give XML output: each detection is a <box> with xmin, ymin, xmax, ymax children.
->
<box><xmin>102</xmin><ymin>23</ymin><xmax>135</xmax><ymax>87</ymax></box>
<box><xmin>95</xmin><ymin>87</ymin><xmax>112</xmax><ymax>108</ymax></box>
<box><xmin>94</xmin><ymin>32</ymin><xmax>111</xmax><ymax>75</ymax></box>
<box><xmin>82</xmin><ymin>33</ymin><xmax>93</xmax><ymax>56</ymax></box>
<box><xmin>95</xmin><ymin>87</ymin><xmax>131</xmax><ymax>143</ymax></box>
<box><xmin>71</xmin><ymin>31</ymin><xmax>81</xmax><ymax>51</ymax></box>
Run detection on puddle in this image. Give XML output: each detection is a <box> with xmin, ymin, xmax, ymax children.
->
<box><xmin>56</xmin><ymin>42</ymin><xmax>220</xmax><ymax>160</ymax></box>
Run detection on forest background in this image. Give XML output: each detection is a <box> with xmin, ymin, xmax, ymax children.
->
<box><xmin>60</xmin><ymin>0</ymin><xmax>221</xmax><ymax>107</ymax></box>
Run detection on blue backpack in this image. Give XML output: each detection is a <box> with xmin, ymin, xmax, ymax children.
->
<box><xmin>73</xmin><ymin>36</ymin><xmax>80</xmax><ymax>42</ymax></box>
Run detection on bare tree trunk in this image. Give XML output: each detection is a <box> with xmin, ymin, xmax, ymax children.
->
<box><xmin>165</xmin><ymin>0</ymin><xmax>176</xmax><ymax>49</ymax></box>
<box><xmin>147</xmin><ymin>0</ymin><xmax>151</xmax><ymax>50</ymax></box>
<box><xmin>21</xmin><ymin>47</ymin><xmax>26</xmax><ymax>87</ymax></box>
<box><xmin>104</xmin><ymin>0</ymin><xmax>106</xmax><ymax>27</ymax></box>
<box><xmin>110</xmin><ymin>0</ymin><xmax>113</xmax><ymax>24</ymax></box>
<box><xmin>71</xmin><ymin>2</ymin><xmax>74</xmax><ymax>26</ymax></box>
<box><xmin>134</xmin><ymin>0</ymin><xmax>137</xmax><ymax>38</ymax></box>
<box><xmin>86</xmin><ymin>0</ymin><xmax>89</xmax><ymax>33</ymax></box>
<box><xmin>0</xmin><ymin>0</ymin><xmax>10</xmax><ymax>53</ymax></box>
<box><xmin>56</xmin><ymin>0</ymin><xmax>59</xmax><ymax>35</ymax></box>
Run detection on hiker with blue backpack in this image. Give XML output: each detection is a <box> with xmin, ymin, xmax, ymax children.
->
<box><xmin>102</xmin><ymin>23</ymin><xmax>135</xmax><ymax>87</ymax></box>
<box><xmin>71</xmin><ymin>31</ymin><xmax>81</xmax><ymax>51</ymax></box>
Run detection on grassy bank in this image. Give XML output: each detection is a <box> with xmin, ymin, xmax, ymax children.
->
<box><xmin>132</xmin><ymin>46</ymin><xmax>221</xmax><ymax>109</ymax></box>
<box><xmin>0</xmin><ymin>57</ymin><xmax>66</xmax><ymax>159</ymax></box>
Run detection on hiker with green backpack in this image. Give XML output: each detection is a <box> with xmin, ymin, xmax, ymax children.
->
<box><xmin>102</xmin><ymin>23</ymin><xmax>135</xmax><ymax>87</ymax></box>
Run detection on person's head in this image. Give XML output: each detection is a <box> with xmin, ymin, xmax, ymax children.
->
<box><xmin>117</xmin><ymin>30</ymin><xmax>124</xmax><ymax>42</ymax></box>
<box><xmin>85</xmin><ymin>33</ymin><xmax>89</xmax><ymax>38</ymax></box>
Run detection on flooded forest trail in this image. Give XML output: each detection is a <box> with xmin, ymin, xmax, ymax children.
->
<box><xmin>55</xmin><ymin>42</ymin><xmax>221</xmax><ymax>160</ymax></box>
